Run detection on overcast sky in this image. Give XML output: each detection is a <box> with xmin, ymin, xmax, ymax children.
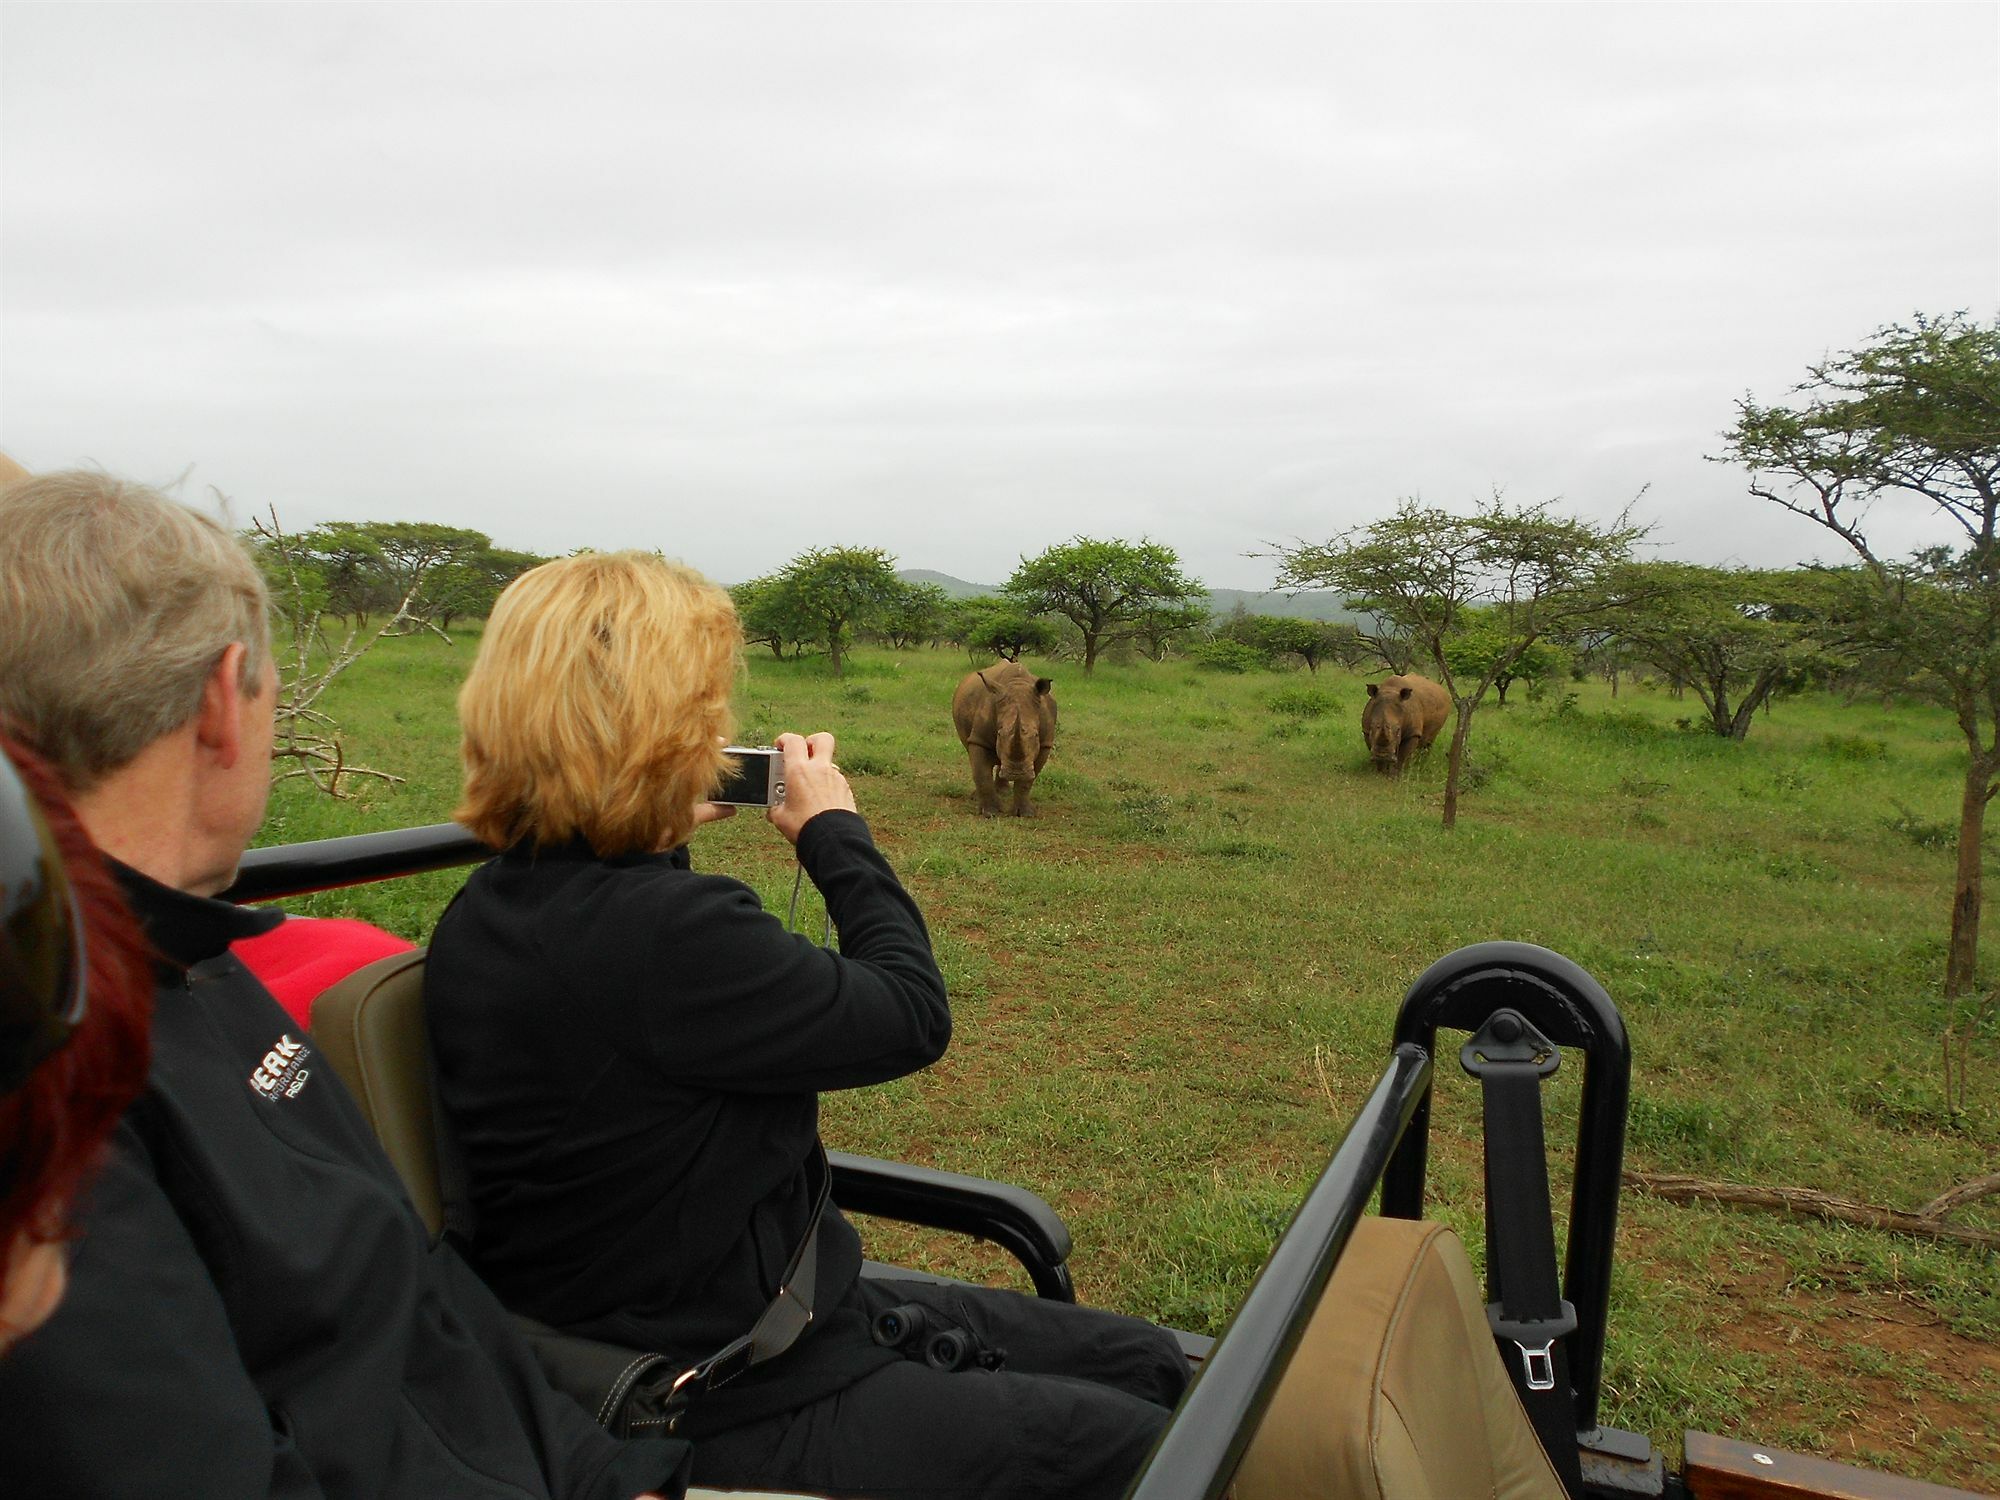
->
<box><xmin>2</xmin><ymin>3</ymin><xmax>1995</xmax><ymax>588</ymax></box>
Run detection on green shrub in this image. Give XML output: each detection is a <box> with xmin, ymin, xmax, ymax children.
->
<box><xmin>1821</xmin><ymin>732</ymin><xmax>1889</xmax><ymax>761</ymax></box>
<box><xmin>1886</xmin><ymin>801</ymin><xmax>1956</xmax><ymax>851</ymax></box>
<box><xmin>1187</xmin><ymin>640</ymin><xmax>1268</xmax><ymax>674</ymax></box>
<box><xmin>837</xmin><ymin>750</ymin><xmax>900</xmax><ymax>776</ymax></box>
<box><xmin>1585</xmin><ymin>708</ymin><xmax>1670</xmax><ymax>744</ymax></box>
<box><xmin>1266</xmin><ymin>686</ymin><xmax>1336</xmax><ymax>719</ymax></box>
<box><xmin>1115</xmin><ymin>790</ymin><xmax>1176</xmax><ymax>836</ymax></box>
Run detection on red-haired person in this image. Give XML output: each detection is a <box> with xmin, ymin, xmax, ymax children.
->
<box><xmin>0</xmin><ymin>736</ymin><xmax>151</xmax><ymax>1353</ymax></box>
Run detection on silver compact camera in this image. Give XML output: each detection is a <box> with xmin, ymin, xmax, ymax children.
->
<box><xmin>714</xmin><ymin>746</ymin><xmax>786</xmax><ymax>807</ymax></box>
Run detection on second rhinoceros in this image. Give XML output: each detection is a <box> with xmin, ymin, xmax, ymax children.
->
<box><xmin>1362</xmin><ymin>672</ymin><xmax>1451</xmax><ymax>774</ymax></box>
<box><xmin>951</xmin><ymin>661</ymin><xmax>1057</xmax><ymax>817</ymax></box>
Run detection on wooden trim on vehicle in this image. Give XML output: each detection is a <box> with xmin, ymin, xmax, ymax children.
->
<box><xmin>1683</xmin><ymin>1431</ymin><xmax>1993</xmax><ymax>1500</ymax></box>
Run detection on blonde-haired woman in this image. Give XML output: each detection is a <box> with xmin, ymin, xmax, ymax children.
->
<box><xmin>426</xmin><ymin>552</ymin><xmax>1186</xmax><ymax>1500</ymax></box>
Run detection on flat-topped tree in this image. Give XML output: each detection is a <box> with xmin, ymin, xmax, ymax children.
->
<box><xmin>953</xmin><ymin>597</ymin><xmax>1060</xmax><ymax>663</ymax></box>
<box><xmin>771</xmin><ymin>545</ymin><xmax>902</xmax><ymax>675</ymax></box>
<box><xmin>1005</xmin><ymin>537</ymin><xmax>1206</xmax><ymax>673</ymax></box>
<box><xmin>1272</xmin><ymin>494</ymin><xmax>1642</xmax><ymax>829</ymax></box>
<box><xmin>1600</xmin><ymin>562</ymin><xmax>1847</xmax><ymax>740</ymax></box>
<box><xmin>876</xmin><ymin>578</ymin><xmax>950</xmax><ymax>650</ymax></box>
<box><xmin>1719</xmin><ymin>311</ymin><xmax>2000</xmax><ymax>1010</ymax></box>
<box><xmin>1240</xmin><ymin>616</ymin><xmax>1367</xmax><ymax>675</ymax></box>
<box><xmin>732</xmin><ymin>575</ymin><xmax>814</xmax><ymax>661</ymax></box>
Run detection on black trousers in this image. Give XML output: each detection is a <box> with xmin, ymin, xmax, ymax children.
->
<box><xmin>688</xmin><ymin>1276</ymin><xmax>1191</xmax><ymax>1500</ymax></box>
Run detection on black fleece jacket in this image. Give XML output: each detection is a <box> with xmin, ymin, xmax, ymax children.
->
<box><xmin>0</xmin><ymin>865</ymin><xmax>688</xmax><ymax>1500</ymax></box>
<box><xmin>424</xmin><ymin>809</ymin><xmax>951</xmax><ymax>1432</ymax></box>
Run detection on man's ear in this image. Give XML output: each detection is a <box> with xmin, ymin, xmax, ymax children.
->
<box><xmin>195</xmin><ymin>643</ymin><xmax>251</xmax><ymax>770</ymax></box>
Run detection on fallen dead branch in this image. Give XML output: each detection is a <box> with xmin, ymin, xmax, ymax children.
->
<box><xmin>1918</xmin><ymin>1170</ymin><xmax>2000</xmax><ymax>1220</ymax></box>
<box><xmin>1624</xmin><ymin>1170</ymin><xmax>2000</xmax><ymax>1250</ymax></box>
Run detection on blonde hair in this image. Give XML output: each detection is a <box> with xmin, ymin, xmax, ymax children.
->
<box><xmin>456</xmin><ymin>552</ymin><xmax>741</xmax><ymax>856</ymax></box>
<box><xmin>0</xmin><ymin>470</ymin><xmax>271</xmax><ymax>791</ymax></box>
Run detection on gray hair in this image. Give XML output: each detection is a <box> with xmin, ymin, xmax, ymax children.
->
<box><xmin>0</xmin><ymin>470</ymin><xmax>271</xmax><ymax>790</ymax></box>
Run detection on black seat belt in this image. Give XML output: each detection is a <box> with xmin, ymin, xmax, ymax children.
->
<box><xmin>1461</xmin><ymin>1009</ymin><xmax>1586</xmax><ymax>1499</ymax></box>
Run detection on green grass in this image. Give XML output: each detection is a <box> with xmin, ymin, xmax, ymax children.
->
<box><xmin>260</xmin><ymin>639</ymin><xmax>2000</xmax><ymax>1488</ymax></box>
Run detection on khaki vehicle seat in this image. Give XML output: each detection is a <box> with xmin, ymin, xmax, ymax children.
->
<box><xmin>1233</xmin><ymin>1215</ymin><xmax>1568</xmax><ymax>1500</ymax></box>
<box><xmin>313</xmin><ymin>952</ymin><xmax>1566</xmax><ymax>1500</ymax></box>
<box><xmin>309</xmin><ymin>951</ymin><xmax>830</xmax><ymax>1500</ymax></box>
<box><xmin>312</xmin><ymin>951</ymin><xmax>451</xmax><ymax>1233</ymax></box>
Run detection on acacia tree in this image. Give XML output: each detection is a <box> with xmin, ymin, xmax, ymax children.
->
<box><xmin>362</xmin><ymin>523</ymin><xmax>494</xmax><ymax>631</ymax></box>
<box><xmin>875</xmin><ymin>578</ymin><xmax>950</xmax><ymax>650</ymax></box>
<box><xmin>954</xmin><ymin>597</ymin><xmax>1059</xmax><ymax>662</ymax></box>
<box><xmin>1442</xmin><ymin>608</ymin><xmax>1569</xmax><ymax>707</ymax></box>
<box><xmin>771</xmin><ymin>546</ymin><xmax>902</xmax><ymax>675</ymax></box>
<box><xmin>422</xmin><ymin>546</ymin><xmax>547</xmax><ymax>633</ymax></box>
<box><xmin>1131</xmin><ymin>599</ymin><xmax>1212</xmax><ymax>661</ymax></box>
<box><xmin>1718</xmin><ymin>311</ymin><xmax>2000</xmax><ymax>1015</ymax></box>
<box><xmin>1273</xmin><ymin>495</ymin><xmax>1643</xmax><ymax>828</ymax></box>
<box><xmin>1005</xmin><ymin>537</ymin><xmax>1206</xmax><ymax>673</ymax></box>
<box><xmin>1602</xmin><ymin>563</ymin><xmax>1843</xmax><ymax>739</ymax></box>
<box><xmin>731</xmin><ymin>576</ymin><xmax>817</xmax><ymax>661</ymax></box>
<box><xmin>1229</xmin><ymin>615</ymin><xmax>1366</xmax><ymax>674</ymax></box>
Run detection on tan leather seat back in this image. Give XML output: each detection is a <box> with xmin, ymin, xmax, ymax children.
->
<box><xmin>309</xmin><ymin>950</ymin><xmax>447</xmax><ymax>1239</ymax></box>
<box><xmin>1232</xmin><ymin>1216</ymin><xmax>1567</xmax><ymax>1500</ymax></box>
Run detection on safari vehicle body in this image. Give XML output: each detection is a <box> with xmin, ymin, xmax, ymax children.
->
<box><xmin>224</xmin><ymin>823</ymin><xmax>1992</xmax><ymax>1500</ymax></box>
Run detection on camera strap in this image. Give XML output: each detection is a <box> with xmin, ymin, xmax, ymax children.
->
<box><xmin>657</xmin><ymin>1141</ymin><xmax>832</xmax><ymax>1429</ymax></box>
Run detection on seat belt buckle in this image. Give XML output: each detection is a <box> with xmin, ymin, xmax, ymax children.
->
<box><xmin>1516</xmin><ymin>1339</ymin><xmax>1558</xmax><ymax>1391</ymax></box>
<box><xmin>1488</xmin><ymin>1299</ymin><xmax>1578</xmax><ymax>1396</ymax></box>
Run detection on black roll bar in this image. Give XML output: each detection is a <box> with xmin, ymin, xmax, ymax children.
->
<box><xmin>222</xmin><ymin>823</ymin><xmax>489</xmax><ymax>904</ymax></box>
<box><xmin>1379</xmin><ymin>940</ymin><xmax>1631</xmax><ymax>1440</ymax></box>
<box><xmin>1125</xmin><ymin>1042</ymin><xmax>1434</xmax><ymax>1500</ymax></box>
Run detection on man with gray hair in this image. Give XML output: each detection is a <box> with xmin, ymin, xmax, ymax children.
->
<box><xmin>0</xmin><ymin>469</ymin><xmax>689</xmax><ymax>1500</ymax></box>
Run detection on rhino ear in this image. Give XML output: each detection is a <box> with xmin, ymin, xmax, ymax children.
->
<box><xmin>1034</xmin><ymin>677</ymin><xmax>1053</xmax><ymax>695</ymax></box>
<box><xmin>1366</xmin><ymin>683</ymin><xmax>1379</xmax><ymax>697</ymax></box>
<box><xmin>1399</xmin><ymin>686</ymin><xmax>1413</xmax><ymax>700</ymax></box>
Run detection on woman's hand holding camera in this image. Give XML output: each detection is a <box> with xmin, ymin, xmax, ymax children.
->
<box><xmin>769</xmin><ymin>730</ymin><xmax>856</xmax><ymax>844</ymax></box>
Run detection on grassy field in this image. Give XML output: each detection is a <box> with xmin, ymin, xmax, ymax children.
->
<box><xmin>262</xmin><ymin>629</ymin><xmax>2000</xmax><ymax>1489</ymax></box>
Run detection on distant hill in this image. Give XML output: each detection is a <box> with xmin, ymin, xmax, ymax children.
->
<box><xmin>1202</xmin><ymin>588</ymin><xmax>1369</xmax><ymax>625</ymax></box>
<box><xmin>898</xmin><ymin>570</ymin><xmax>1364</xmax><ymax>624</ymax></box>
<box><xmin>899</xmin><ymin>569</ymin><xmax>1000</xmax><ymax>599</ymax></box>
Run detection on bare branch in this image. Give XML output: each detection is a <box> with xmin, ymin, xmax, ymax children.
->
<box><xmin>1626</xmin><ymin>1171</ymin><xmax>2000</xmax><ymax>1249</ymax></box>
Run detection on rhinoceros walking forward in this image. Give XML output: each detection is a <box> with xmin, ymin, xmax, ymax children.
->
<box><xmin>1362</xmin><ymin>673</ymin><xmax>1452</xmax><ymax>774</ymax></box>
<box><xmin>952</xmin><ymin>661</ymin><xmax>1058</xmax><ymax>817</ymax></box>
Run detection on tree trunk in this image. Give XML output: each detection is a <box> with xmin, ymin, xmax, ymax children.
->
<box><xmin>1495</xmin><ymin>676</ymin><xmax>1511</xmax><ymax>707</ymax></box>
<box><xmin>829</xmin><ymin>630</ymin><xmax>845</xmax><ymax>676</ymax></box>
<box><xmin>1083</xmin><ymin>634</ymin><xmax>1100</xmax><ymax>673</ymax></box>
<box><xmin>1944</xmin><ymin>754</ymin><xmax>1993</xmax><ymax>997</ymax></box>
<box><xmin>1441</xmin><ymin>708</ymin><xmax>1474</xmax><ymax>830</ymax></box>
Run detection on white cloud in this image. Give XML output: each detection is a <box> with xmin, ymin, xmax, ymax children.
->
<box><xmin>2</xmin><ymin>2</ymin><xmax>1993</xmax><ymax>587</ymax></box>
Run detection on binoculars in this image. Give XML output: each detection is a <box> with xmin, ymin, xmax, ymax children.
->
<box><xmin>870</xmin><ymin>1303</ymin><xmax>1005</xmax><ymax>1373</ymax></box>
